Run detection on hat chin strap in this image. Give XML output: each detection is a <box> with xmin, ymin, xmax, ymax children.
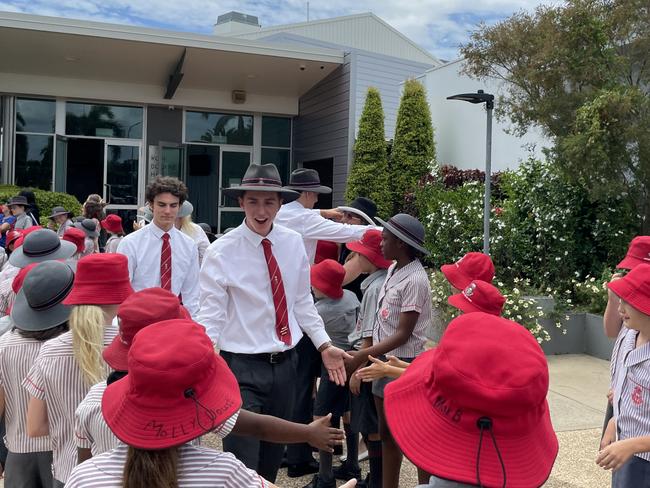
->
<box><xmin>476</xmin><ymin>417</ymin><xmax>506</xmax><ymax>488</ymax></box>
<box><xmin>184</xmin><ymin>388</ymin><xmax>217</xmax><ymax>433</ymax></box>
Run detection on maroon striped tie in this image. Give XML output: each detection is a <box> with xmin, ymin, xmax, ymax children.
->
<box><xmin>261</xmin><ymin>238</ymin><xmax>291</xmax><ymax>345</ymax></box>
<box><xmin>160</xmin><ymin>233</ymin><xmax>172</xmax><ymax>291</ymax></box>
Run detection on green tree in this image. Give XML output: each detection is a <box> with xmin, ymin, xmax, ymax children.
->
<box><xmin>345</xmin><ymin>88</ymin><xmax>391</xmax><ymax>217</ymax></box>
<box><xmin>460</xmin><ymin>0</ymin><xmax>650</xmax><ymax>229</ymax></box>
<box><xmin>390</xmin><ymin>79</ymin><xmax>435</xmax><ymax>214</ymax></box>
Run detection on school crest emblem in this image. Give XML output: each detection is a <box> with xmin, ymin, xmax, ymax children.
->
<box><xmin>632</xmin><ymin>385</ymin><xmax>643</xmax><ymax>405</ymax></box>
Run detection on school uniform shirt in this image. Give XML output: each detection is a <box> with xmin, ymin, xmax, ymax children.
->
<box><xmin>0</xmin><ymin>263</ymin><xmax>20</xmax><ymax>316</ymax></box>
<box><xmin>81</xmin><ymin>237</ymin><xmax>96</xmax><ymax>257</ymax></box>
<box><xmin>0</xmin><ymin>215</ymin><xmax>16</xmax><ymax>247</ymax></box>
<box><xmin>117</xmin><ymin>223</ymin><xmax>200</xmax><ymax>317</ymax></box>
<box><xmin>275</xmin><ymin>200</ymin><xmax>369</xmax><ymax>264</ymax></box>
<box><xmin>198</xmin><ymin>221</ymin><xmax>330</xmax><ymax>353</ymax></box>
<box><xmin>56</xmin><ymin>219</ymin><xmax>74</xmax><ymax>238</ymax></box>
<box><xmin>103</xmin><ymin>235</ymin><xmax>123</xmax><ymax>254</ymax></box>
<box><xmin>13</xmin><ymin>213</ymin><xmax>34</xmax><ymax>230</ymax></box>
<box><xmin>23</xmin><ymin>325</ymin><xmax>119</xmax><ymax>483</ymax></box>
<box><xmin>75</xmin><ymin>380</ymin><xmax>240</xmax><ymax>456</ymax></box>
<box><xmin>66</xmin><ymin>442</ymin><xmax>268</xmax><ymax>488</ymax></box>
<box><xmin>315</xmin><ymin>290</ymin><xmax>360</xmax><ymax>350</ymax></box>
<box><xmin>349</xmin><ymin>269</ymin><xmax>389</xmax><ymax>348</ymax></box>
<box><xmin>372</xmin><ymin>259</ymin><xmax>432</xmax><ymax>358</ymax></box>
<box><xmin>182</xmin><ymin>222</ymin><xmax>210</xmax><ymax>265</ymax></box>
<box><xmin>0</xmin><ymin>330</ymin><xmax>51</xmax><ymax>453</ymax></box>
<box><xmin>611</xmin><ymin>325</ymin><xmax>650</xmax><ymax>461</ymax></box>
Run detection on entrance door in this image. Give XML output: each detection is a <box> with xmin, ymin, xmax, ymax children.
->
<box><xmin>104</xmin><ymin>140</ymin><xmax>143</xmax><ymax>230</ymax></box>
<box><xmin>186</xmin><ymin>144</ymin><xmax>219</xmax><ymax>230</ymax></box>
<box><xmin>219</xmin><ymin>148</ymin><xmax>251</xmax><ymax>233</ymax></box>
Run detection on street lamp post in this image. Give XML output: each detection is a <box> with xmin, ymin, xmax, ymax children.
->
<box><xmin>447</xmin><ymin>90</ymin><xmax>494</xmax><ymax>255</ymax></box>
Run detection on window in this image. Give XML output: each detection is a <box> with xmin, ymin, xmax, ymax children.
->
<box><xmin>261</xmin><ymin>116</ymin><xmax>291</xmax><ymax>183</ymax></box>
<box><xmin>16</xmin><ymin>98</ymin><xmax>56</xmax><ymax>133</ymax></box>
<box><xmin>185</xmin><ymin>111</ymin><xmax>253</xmax><ymax>145</ymax></box>
<box><xmin>66</xmin><ymin>102</ymin><xmax>143</xmax><ymax>139</ymax></box>
<box><xmin>15</xmin><ymin>98</ymin><xmax>56</xmax><ymax>190</ymax></box>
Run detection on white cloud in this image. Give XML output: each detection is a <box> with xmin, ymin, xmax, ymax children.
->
<box><xmin>0</xmin><ymin>0</ymin><xmax>555</xmax><ymax>59</ymax></box>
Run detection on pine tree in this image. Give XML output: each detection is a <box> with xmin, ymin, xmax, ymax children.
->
<box><xmin>345</xmin><ymin>88</ymin><xmax>391</xmax><ymax>218</ymax></box>
<box><xmin>390</xmin><ymin>79</ymin><xmax>435</xmax><ymax>214</ymax></box>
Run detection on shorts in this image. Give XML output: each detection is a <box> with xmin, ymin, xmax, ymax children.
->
<box><xmin>371</xmin><ymin>356</ymin><xmax>414</xmax><ymax>399</ymax></box>
<box><xmin>314</xmin><ymin>364</ymin><xmax>349</xmax><ymax>418</ymax></box>
<box><xmin>612</xmin><ymin>454</ymin><xmax>650</xmax><ymax>488</ymax></box>
<box><xmin>350</xmin><ymin>380</ymin><xmax>378</xmax><ymax>435</ymax></box>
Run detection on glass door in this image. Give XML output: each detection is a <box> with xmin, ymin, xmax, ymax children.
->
<box><xmin>104</xmin><ymin>139</ymin><xmax>143</xmax><ymax>232</ymax></box>
<box><xmin>219</xmin><ymin>148</ymin><xmax>251</xmax><ymax>233</ymax></box>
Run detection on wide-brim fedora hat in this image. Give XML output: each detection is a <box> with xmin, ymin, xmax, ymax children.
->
<box><xmin>337</xmin><ymin>197</ymin><xmax>377</xmax><ymax>225</ymax></box>
<box><xmin>222</xmin><ymin>163</ymin><xmax>299</xmax><ymax>203</ymax></box>
<box><xmin>9</xmin><ymin>229</ymin><xmax>77</xmax><ymax>268</ymax></box>
<box><xmin>75</xmin><ymin>218</ymin><xmax>99</xmax><ymax>238</ymax></box>
<box><xmin>7</xmin><ymin>195</ymin><xmax>29</xmax><ymax>207</ymax></box>
<box><xmin>11</xmin><ymin>261</ymin><xmax>75</xmax><ymax>331</ymax></box>
<box><xmin>102</xmin><ymin>319</ymin><xmax>242</xmax><ymax>449</ymax></box>
<box><xmin>284</xmin><ymin>168</ymin><xmax>332</xmax><ymax>194</ymax></box>
<box><xmin>376</xmin><ymin>213</ymin><xmax>429</xmax><ymax>256</ymax></box>
<box><xmin>48</xmin><ymin>206</ymin><xmax>72</xmax><ymax>220</ymax></box>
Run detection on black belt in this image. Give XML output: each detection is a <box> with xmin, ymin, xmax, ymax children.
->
<box><xmin>221</xmin><ymin>349</ymin><xmax>295</xmax><ymax>364</ymax></box>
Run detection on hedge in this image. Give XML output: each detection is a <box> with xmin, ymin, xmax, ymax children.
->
<box><xmin>0</xmin><ymin>185</ymin><xmax>82</xmax><ymax>226</ymax></box>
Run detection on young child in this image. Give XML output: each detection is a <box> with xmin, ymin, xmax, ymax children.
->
<box><xmin>0</xmin><ymin>261</ymin><xmax>73</xmax><ymax>487</ymax></box>
<box><xmin>62</xmin><ymin>228</ymin><xmax>87</xmax><ymax>260</ymax></box>
<box><xmin>23</xmin><ymin>254</ymin><xmax>133</xmax><ymax>486</ymax></box>
<box><xmin>384</xmin><ymin>313</ymin><xmax>558</xmax><ymax>488</ymax></box>
<box><xmin>100</xmin><ymin>214</ymin><xmax>124</xmax><ymax>254</ymax></box>
<box><xmin>67</xmin><ymin>319</ymin><xmax>358</xmax><ymax>488</ymax></box>
<box><xmin>48</xmin><ymin>207</ymin><xmax>74</xmax><ymax>237</ymax></box>
<box><xmin>74</xmin><ymin>219</ymin><xmax>99</xmax><ymax>257</ymax></box>
<box><xmin>345</xmin><ymin>214</ymin><xmax>433</xmax><ymax>488</ymax></box>
<box><xmin>306</xmin><ymin>259</ymin><xmax>360</xmax><ymax>488</ymax></box>
<box><xmin>598</xmin><ymin>263</ymin><xmax>650</xmax><ymax>485</ymax></box>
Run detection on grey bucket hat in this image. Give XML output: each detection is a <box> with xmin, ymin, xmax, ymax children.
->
<box><xmin>376</xmin><ymin>213</ymin><xmax>430</xmax><ymax>256</ymax></box>
<box><xmin>75</xmin><ymin>219</ymin><xmax>99</xmax><ymax>238</ymax></box>
<box><xmin>11</xmin><ymin>260</ymin><xmax>75</xmax><ymax>331</ymax></box>
<box><xmin>9</xmin><ymin>229</ymin><xmax>78</xmax><ymax>268</ymax></box>
<box><xmin>222</xmin><ymin>164</ymin><xmax>299</xmax><ymax>202</ymax></box>
<box><xmin>177</xmin><ymin>200</ymin><xmax>194</xmax><ymax>219</ymax></box>
<box><xmin>284</xmin><ymin>168</ymin><xmax>332</xmax><ymax>194</ymax></box>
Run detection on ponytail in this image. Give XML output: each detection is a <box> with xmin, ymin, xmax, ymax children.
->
<box><xmin>123</xmin><ymin>446</ymin><xmax>179</xmax><ymax>488</ymax></box>
<box><xmin>69</xmin><ymin>305</ymin><xmax>108</xmax><ymax>385</ymax></box>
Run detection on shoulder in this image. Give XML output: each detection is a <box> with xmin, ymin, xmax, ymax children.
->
<box><xmin>119</xmin><ymin>227</ymin><xmax>147</xmax><ymax>245</ymax></box>
<box><xmin>39</xmin><ymin>331</ymin><xmax>73</xmax><ymax>356</ymax></box>
<box><xmin>273</xmin><ymin>223</ymin><xmax>304</xmax><ymax>242</ymax></box>
<box><xmin>342</xmin><ymin>290</ymin><xmax>360</xmax><ymax>307</ymax></box>
<box><xmin>68</xmin><ymin>447</ymin><xmax>125</xmax><ymax>485</ymax></box>
<box><xmin>171</xmin><ymin>227</ymin><xmax>197</xmax><ymax>248</ymax></box>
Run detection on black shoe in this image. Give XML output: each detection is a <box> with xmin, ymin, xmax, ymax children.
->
<box><xmin>302</xmin><ymin>474</ymin><xmax>336</xmax><ymax>488</ymax></box>
<box><xmin>287</xmin><ymin>459</ymin><xmax>319</xmax><ymax>478</ymax></box>
<box><xmin>333</xmin><ymin>463</ymin><xmax>362</xmax><ymax>481</ymax></box>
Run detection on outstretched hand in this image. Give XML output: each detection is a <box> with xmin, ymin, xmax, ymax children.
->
<box><xmin>306</xmin><ymin>414</ymin><xmax>346</xmax><ymax>453</ymax></box>
<box><xmin>322</xmin><ymin>345</ymin><xmax>353</xmax><ymax>386</ymax></box>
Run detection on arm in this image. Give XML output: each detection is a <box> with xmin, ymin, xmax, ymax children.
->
<box><xmin>181</xmin><ymin>243</ymin><xmax>201</xmax><ymax>318</ymax></box>
<box><xmin>356</xmin><ymin>355</ymin><xmax>408</xmax><ymax>381</ymax></box>
<box><xmin>343</xmin><ymin>253</ymin><xmax>364</xmax><ymax>286</ymax></box>
<box><xmin>604</xmin><ymin>274</ymin><xmax>624</xmax><ymax>339</ymax></box>
<box><xmin>116</xmin><ymin>237</ymin><xmax>136</xmax><ymax>281</ymax></box>
<box><xmin>196</xmin><ymin>247</ymin><xmax>229</xmax><ymax>344</ymax></box>
<box><xmin>77</xmin><ymin>447</ymin><xmax>92</xmax><ymax>465</ymax></box>
<box><xmin>0</xmin><ymin>386</ymin><xmax>5</xmax><ymax>418</ymax></box>
<box><xmin>301</xmin><ymin>211</ymin><xmax>368</xmax><ymax>244</ymax></box>
<box><xmin>232</xmin><ymin>410</ymin><xmax>345</xmax><ymax>452</ymax></box>
<box><xmin>26</xmin><ymin>396</ymin><xmax>49</xmax><ymax>437</ymax></box>
<box><xmin>597</xmin><ymin>435</ymin><xmax>650</xmax><ymax>471</ymax></box>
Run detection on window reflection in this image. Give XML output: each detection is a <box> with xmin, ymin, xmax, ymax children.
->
<box><xmin>262</xmin><ymin>117</ymin><xmax>291</xmax><ymax>148</ymax></box>
<box><xmin>185</xmin><ymin>112</ymin><xmax>253</xmax><ymax>145</ymax></box>
<box><xmin>15</xmin><ymin>134</ymin><xmax>53</xmax><ymax>190</ymax></box>
<box><xmin>16</xmin><ymin>98</ymin><xmax>56</xmax><ymax>134</ymax></box>
<box><xmin>66</xmin><ymin>103</ymin><xmax>143</xmax><ymax>139</ymax></box>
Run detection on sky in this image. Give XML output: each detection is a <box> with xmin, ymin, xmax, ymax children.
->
<box><xmin>0</xmin><ymin>0</ymin><xmax>554</xmax><ymax>61</ymax></box>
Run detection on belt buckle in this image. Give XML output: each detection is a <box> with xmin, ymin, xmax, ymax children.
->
<box><xmin>269</xmin><ymin>352</ymin><xmax>283</xmax><ymax>364</ymax></box>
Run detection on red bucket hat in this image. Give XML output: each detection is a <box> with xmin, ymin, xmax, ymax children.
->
<box><xmin>346</xmin><ymin>229</ymin><xmax>393</xmax><ymax>269</ymax></box>
<box><xmin>104</xmin><ymin>288</ymin><xmax>190</xmax><ymax>371</ymax></box>
<box><xmin>102</xmin><ymin>319</ymin><xmax>242</xmax><ymax>449</ymax></box>
<box><xmin>63</xmin><ymin>253</ymin><xmax>134</xmax><ymax>305</ymax></box>
<box><xmin>384</xmin><ymin>313</ymin><xmax>558</xmax><ymax>488</ymax></box>
<box><xmin>310</xmin><ymin>259</ymin><xmax>345</xmax><ymax>299</ymax></box>
<box><xmin>101</xmin><ymin>214</ymin><xmax>124</xmax><ymax>235</ymax></box>
<box><xmin>617</xmin><ymin>236</ymin><xmax>650</xmax><ymax>270</ymax></box>
<box><xmin>6</xmin><ymin>230</ymin><xmax>22</xmax><ymax>249</ymax></box>
<box><xmin>608</xmin><ymin>263</ymin><xmax>650</xmax><ymax>316</ymax></box>
<box><xmin>315</xmin><ymin>241</ymin><xmax>340</xmax><ymax>264</ymax></box>
<box><xmin>441</xmin><ymin>252</ymin><xmax>495</xmax><ymax>290</ymax></box>
<box><xmin>12</xmin><ymin>226</ymin><xmax>42</xmax><ymax>250</ymax></box>
<box><xmin>11</xmin><ymin>262</ymin><xmax>39</xmax><ymax>294</ymax></box>
<box><xmin>448</xmin><ymin>280</ymin><xmax>505</xmax><ymax>316</ymax></box>
<box><xmin>62</xmin><ymin>227</ymin><xmax>86</xmax><ymax>254</ymax></box>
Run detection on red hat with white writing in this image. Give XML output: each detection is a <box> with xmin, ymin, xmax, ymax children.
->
<box><xmin>448</xmin><ymin>280</ymin><xmax>505</xmax><ymax>316</ymax></box>
<box><xmin>617</xmin><ymin>236</ymin><xmax>650</xmax><ymax>270</ymax></box>
<box><xmin>441</xmin><ymin>252</ymin><xmax>495</xmax><ymax>290</ymax></box>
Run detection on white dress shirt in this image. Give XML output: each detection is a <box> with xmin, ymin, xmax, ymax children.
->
<box><xmin>117</xmin><ymin>222</ymin><xmax>200</xmax><ymax>316</ymax></box>
<box><xmin>275</xmin><ymin>200</ymin><xmax>370</xmax><ymax>263</ymax></box>
<box><xmin>197</xmin><ymin>221</ymin><xmax>331</xmax><ymax>353</ymax></box>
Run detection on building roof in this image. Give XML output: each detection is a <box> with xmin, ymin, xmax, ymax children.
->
<box><xmin>225</xmin><ymin>13</ymin><xmax>440</xmax><ymax>66</ymax></box>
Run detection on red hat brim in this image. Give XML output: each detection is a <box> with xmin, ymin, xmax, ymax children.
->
<box><xmin>447</xmin><ymin>293</ymin><xmax>481</xmax><ymax>315</ymax></box>
<box><xmin>102</xmin><ymin>352</ymin><xmax>242</xmax><ymax>449</ymax></box>
<box><xmin>440</xmin><ymin>264</ymin><xmax>471</xmax><ymax>291</ymax></box>
<box><xmin>346</xmin><ymin>241</ymin><xmax>393</xmax><ymax>269</ymax></box>
<box><xmin>101</xmin><ymin>220</ymin><xmax>124</xmax><ymax>235</ymax></box>
<box><xmin>63</xmin><ymin>282</ymin><xmax>134</xmax><ymax>305</ymax></box>
<box><xmin>617</xmin><ymin>255</ymin><xmax>648</xmax><ymax>270</ymax></box>
<box><xmin>311</xmin><ymin>270</ymin><xmax>344</xmax><ymax>300</ymax></box>
<box><xmin>384</xmin><ymin>350</ymin><xmax>558</xmax><ymax>488</ymax></box>
<box><xmin>608</xmin><ymin>278</ymin><xmax>650</xmax><ymax>316</ymax></box>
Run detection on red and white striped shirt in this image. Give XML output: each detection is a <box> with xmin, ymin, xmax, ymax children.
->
<box><xmin>23</xmin><ymin>325</ymin><xmax>118</xmax><ymax>483</ymax></box>
<box><xmin>0</xmin><ymin>329</ymin><xmax>51</xmax><ymax>453</ymax></box>
<box><xmin>75</xmin><ymin>380</ymin><xmax>240</xmax><ymax>456</ymax></box>
<box><xmin>66</xmin><ymin>443</ymin><xmax>268</xmax><ymax>487</ymax></box>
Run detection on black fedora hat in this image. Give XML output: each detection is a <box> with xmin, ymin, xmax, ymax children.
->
<box><xmin>11</xmin><ymin>261</ymin><xmax>74</xmax><ymax>331</ymax></box>
<box><xmin>75</xmin><ymin>219</ymin><xmax>99</xmax><ymax>238</ymax></box>
<box><xmin>284</xmin><ymin>168</ymin><xmax>332</xmax><ymax>194</ymax></box>
<box><xmin>376</xmin><ymin>213</ymin><xmax>429</xmax><ymax>256</ymax></box>
<box><xmin>9</xmin><ymin>229</ymin><xmax>78</xmax><ymax>268</ymax></box>
<box><xmin>338</xmin><ymin>197</ymin><xmax>377</xmax><ymax>225</ymax></box>
<box><xmin>222</xmin><ymin>164</ymin><xmax>299</xmax><ymax>202</ymax></box>
<box><xmin>48</xmin><ymin>206</ymin><xmax>72</xmax><ymax>219</ymax></box>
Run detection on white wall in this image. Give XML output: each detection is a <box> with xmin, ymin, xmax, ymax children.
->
<box><xmin>422</xmin><ymin>59</ymin><xmax>550</xmax><ymax>172</ymax></box>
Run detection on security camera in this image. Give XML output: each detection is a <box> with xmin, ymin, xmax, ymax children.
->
<box><xmin>299</xmin><ymin>64</ymin><xmax>306</xmax><ymax>71</ymax></box>
<box><xmin>168</xmin><ymin>105</ymin><xmax>175</xmax><ymax>111</ymax></box>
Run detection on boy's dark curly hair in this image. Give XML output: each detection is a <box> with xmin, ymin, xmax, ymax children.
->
<box><xmin>145</xmin><ymin>176</ymin><xmax>188</xmax><ymax>205</ymax></box>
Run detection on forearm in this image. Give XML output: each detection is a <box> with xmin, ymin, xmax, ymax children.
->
<box><xmin>603</xmin><ymin>297</ymin><xmax>623</xmax><ymax>339</ymax></box>
<box><xmin>77</xmin><ymin>447</ymin><xmax>92</xmax><ymax>464</ymax></box>
<box><xmin>233</xmin><ymin>410</ymin><xmax>310</xmax><ymax>444</ymax></box>
<box><xmin>356</xmin><ymin>331</ymin><xmax>412</xmax><ymax>361</ymax></box>
<box><xmin>624</xmin><ymin>436</ymin><xmax>650</xmax><ymax>454</ymax></box>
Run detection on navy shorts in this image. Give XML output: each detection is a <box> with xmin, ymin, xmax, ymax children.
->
<box><xmin>612</xmin><ymin>454</ymin><xmax>650</xmax><ymax>488</ymax></box>
<box><xmin>350</xmin><ymin>380</ymin><xmax>378</xmax><ymax>435</ymax></box>
<box><xmin>314</xmin><ymin>364</ymin><xmax>349</xmax><ymax>418</ymax></box>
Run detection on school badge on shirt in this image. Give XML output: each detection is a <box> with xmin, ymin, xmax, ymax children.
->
<box><xmin>632</xmin><ymin>385</ymin><xmax>644</xmax><ymax>405</ymax></box>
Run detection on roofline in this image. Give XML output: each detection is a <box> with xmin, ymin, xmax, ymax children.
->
<box><xmin>229</xmin><ymin>12</ymin><xmax>441</xmax><ymax>65</ymax></box>
<box><xmin>423</xmin><ymin>57</ymin><xmax>463</xmax><ymax>74</ymax></box>
<box><xmin>0</xmin><ymin>11</ymin><xmax>345</xmax><ymax>64</ymax></box>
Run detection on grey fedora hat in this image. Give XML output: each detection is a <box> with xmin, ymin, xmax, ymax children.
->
<box><xmin>9</xmin><ymin>229</ymin><xmax>78</xmax><ymax>268</ymax></box>
<box><xmin>48</xmin><ymin>206</ymin><xmax>72</xmax><ymax>219</ymax></box>
<box><xmin>222</xmin><ymin>164</ymin><xmax>299</xmax><ymax>202</ymax></box>
<box><xmin>75</xmin><ymin>219</ymin><xmax>99</xmax><ymax>238</ymax></box>
<box><xmin>376</xmin><ymin>213</ymin><xmax>430</xmax><ymax>256</ymax></box>
<box><xmin>7</xmin><ymin>195</ymin><xmax>29</xmax><ymax>207</ymax></box>
<box><xmin>284</xmin><ymin>168</ymin><xmax>332</xmax><ymax>194</ymax></box>
<box><xmin>11</xmin><ymin>260</ymin><xmax>74</xmax><ymax>331</ymax></box>
<box><xmin>177</xmin><ymin>200</ymin><xmax>194</xmax><ymax>219</ymax></box>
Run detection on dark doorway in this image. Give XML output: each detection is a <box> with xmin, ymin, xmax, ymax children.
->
<box><xmin>66</xmin><ymin>138</ymin><xmax>104</xmax><ymax>204</ymax></box>
<box><xmin>302</xmin><ymin>158</ymin><xmax>334</xmax><ymax>209</ymax></box>
<box><xmin>186</xmin><ymin>144</ymin><xmax>219</xmax><ymax>229</ymax></box>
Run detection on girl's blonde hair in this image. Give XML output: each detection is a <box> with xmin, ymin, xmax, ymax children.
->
<box><xmin>179</xmin><ymin>216</ymin><xmax>196</xmax><ymax>238</ymax></box>
<box><xmin>70</xmin><ymin>305</ymin><xmax>109</xmax><ymax>385</ymax></box>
